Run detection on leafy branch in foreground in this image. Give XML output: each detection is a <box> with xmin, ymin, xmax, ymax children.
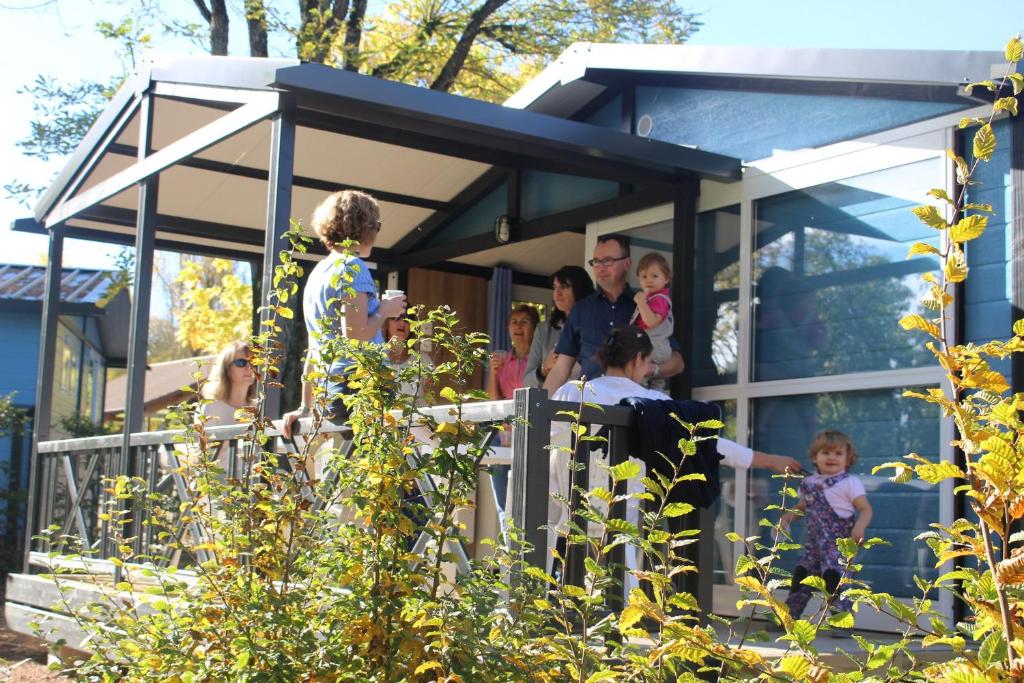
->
<box><xmin>875</xmin><ymin>34</ymin><xmax>1024</xmax><ymax>680</ymax></box>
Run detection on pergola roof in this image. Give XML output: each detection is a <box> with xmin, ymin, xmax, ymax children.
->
<box><xmin>19</xmin><ymin>54</ymin><xmax>741</xmax><ymax>276</ymax></box>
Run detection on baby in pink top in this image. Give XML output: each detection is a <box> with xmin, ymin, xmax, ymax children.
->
<box><xmin>632</xmin><ymin>252</ymin><xmax>674</xmax><ymax>389</ymax></box>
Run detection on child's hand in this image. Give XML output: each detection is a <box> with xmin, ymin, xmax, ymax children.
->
<box><xmin>634</xmin><ymin>291</ymin><xmax>648</xmax><ymax>305</ymax></box>
<box><xmin>851</xmin><ymin>526</ymin><xmax>866</xmax><ymax>544</ymax></box>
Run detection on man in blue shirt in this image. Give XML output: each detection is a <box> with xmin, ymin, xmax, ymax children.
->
<box><xmin>543</xmin><ymin>234</ymin><xmax>684</xmax><ymax>393</ymax></box>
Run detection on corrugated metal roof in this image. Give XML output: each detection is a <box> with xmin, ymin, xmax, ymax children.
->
<box><xmin>0</xmin><ymin>264</ymin><xmax>116</xmax><ymax>306</ymax></box>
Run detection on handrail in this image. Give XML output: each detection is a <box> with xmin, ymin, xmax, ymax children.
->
<box><xmin>36</xmin><ymin>399</ymin><xmax>517</xmax><ymax>453</ymax></box>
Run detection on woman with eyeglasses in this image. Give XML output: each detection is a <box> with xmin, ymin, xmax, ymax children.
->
<box><xmin>281</xmin><ymin>190</ymin><xmax>406</xmax><ymax>437</ymax></box>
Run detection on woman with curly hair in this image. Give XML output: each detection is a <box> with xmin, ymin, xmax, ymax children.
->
<box><xmin>282</xmin><ymin>190</ymin><xmax>406</xmax><ymax>436</ymax></box>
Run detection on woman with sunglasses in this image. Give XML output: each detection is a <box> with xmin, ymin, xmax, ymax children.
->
<box><xmin>282</xmin><ymin>190</ymin><xmax>407</xmax><ymax>437</ymax></box>
<box><xmin>194</xmin><ymin>341</ymin><xmax>258</xmax><ymax>475</ymax></box>
<box><xmin>202</xmin><ymin>341</ymin><xmax>258</xmax><ymax>426</ymax></box>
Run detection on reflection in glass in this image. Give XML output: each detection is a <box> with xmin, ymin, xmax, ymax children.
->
<box><xmin>693</xmin><ymin>206</ymin><xmax>740</xmax><ymax>386</ymax></box>
<box><xmin>750</xmin><ymin>386</ymin><xmax>940</xmax><ymax>599</ymax></box>
<box><xmin>753</xmin><ymin>160</ymin><xmax>940</xmax><ymax>381</ymax></box>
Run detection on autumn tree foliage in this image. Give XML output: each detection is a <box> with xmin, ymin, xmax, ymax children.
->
<box><xmin>173</xmin><ymin>257</ymin><xmax>253</xmax><ymax>355</ymax></box>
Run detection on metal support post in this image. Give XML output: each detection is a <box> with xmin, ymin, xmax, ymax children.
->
<box><xmin>509</xmin><ymin>387</ymin><xmax>551</xmax><ymax>575</ymax></box>
<box><xmin>23</xmin><ymin>223</ymin><xmax>65</xmax><ymax>571</ymax></box>
<box><xmin>259</xmin><ymin>97</ymin><xmax>297</xmax><ymax>419</ymax></box>
<box><xmin>121</xmin><ymin>91</ymin><xmax>158</xmax><ymax>560</ymax></box>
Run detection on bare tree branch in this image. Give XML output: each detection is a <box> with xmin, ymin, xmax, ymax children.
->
<box><xmin>430</xmin><ymin>0</ymin><xmax>510</xmax><ymax>91</ymax></box>
<box><xmin>191</xmin><ymin>0</ymin><xmax>211</xmax><ymax>23</ymax></box>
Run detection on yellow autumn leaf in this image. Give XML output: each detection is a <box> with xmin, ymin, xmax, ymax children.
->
<box><xmin>907</xmin><ymin>242</ymin><xmax>941</xmax><ymax>258</ymax></box>
<box><xmin>899</xmin><ymin>314</ymin><xmax>941</xmax><ymax>339</ymax></box>
<box><xmin>619</xmin><ymin>605</ymin><xmax>645</xmax><ymax>632</ymax></box>
<box><xmin>950</xmin><ymin>214</ymin><xmax>988</xmax><ymax>243</ymax></box>
<box><xmin>414</xmin><ymin>660</ymin><xmax>444</xmax><ymax>676</ymax></box>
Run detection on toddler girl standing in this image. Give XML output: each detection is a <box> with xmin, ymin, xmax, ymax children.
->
<box><xmin>631</xmin><ymin>252</ymin><xmax>673</xmax><ymax>389</ymax></box>
<box><xmin>781</xmin><ymin>430</ymin><xmax>873</xmax><ymax>620</ymax></box>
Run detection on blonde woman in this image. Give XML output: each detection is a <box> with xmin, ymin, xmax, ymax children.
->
<box><xmin>195</xmin><ymin>341</ymin><xmax>257</xmax><ymax>476</ymax></box>
<box><xmin>202</xmin><ymin>341</ymin><xmax>257</xmax><ymax>426</ymax></box>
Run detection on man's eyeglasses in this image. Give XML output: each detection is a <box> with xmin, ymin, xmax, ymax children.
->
<box><xmin>588</xmin><ymin>256</ymin><xmax>628</xmax><ymax>268</ymax></box>
<box><xmin>231</xmin><ymin>358</ymin><xmax>251</xmax><ymax>368</ymax></box>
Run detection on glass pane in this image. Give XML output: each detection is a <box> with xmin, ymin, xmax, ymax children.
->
<box><xmin>753</xmin><ymin>160</ymin><xmax>941</xmax><ymax>381</ymax></box>
<box><xmin>694</xmin><ymin>205</ymin><xmax>740</xmax><ymax>386</ymax></box>
<box><xmin>749</xmin><ymin>386</ymin><xmax>941</xmax><ymax>599</ymax></box>
<box><xmin>635</xmin><ymin>86</ymin><xmax>967</xmax><ymax>162</ymax></box>
<box><xmin>625</xmin><ymin>220</ymin><xmax>673</xmax><ymax>292</ymax></box>
<box><xmin>710</xmin><ymin>399</ymin><xmax>739</xmax><ymax>586</ymax></box>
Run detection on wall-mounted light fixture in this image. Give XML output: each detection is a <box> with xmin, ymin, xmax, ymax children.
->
<box><xmin>494</xmin><ymin>214</ymin><xmax>512</xmax><ymax>244</ymax></box>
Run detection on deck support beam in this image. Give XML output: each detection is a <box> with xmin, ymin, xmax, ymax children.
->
<box><xmin>669</xmin><ymin>179</ymin><xmax>715</xmax><ymax>619</ymax></box>
<box><xmin>121</xmin><ymin>92</ymin><xmax>159</xmax><ymax>562</ymax></box>
<box><xmin>23</xmin><ymin>223</ymin><xmax>65</xmax><ymax>571</ymax></box>
<box><xmin>259</xmin><ymin>97</ymin><xmax>297</xmax><ymax>419</ymax></box>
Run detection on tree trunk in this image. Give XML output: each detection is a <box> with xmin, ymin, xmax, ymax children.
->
<box><xmin>209</xmin><ymin>0</ymin><xmax>229</xmax><ymax>55</ymax></box>
<box><xmin>246</xmin><ymin>0</ymin><xmax>269</xmax><ymax>57</ymax></box>
<box><xmin>342</xmin><ymin>0</ymin><xmax>368</xmax><ymax>71</ymax></box>
<box><xmin>298</xmin><ymin>0</ymin><xmax>350</xmax><ymax>64</ymax></box>
<box><xmin>430</xmin><ymin>0</ymin><xmax>509</xmax><ymax>92</ymax></box>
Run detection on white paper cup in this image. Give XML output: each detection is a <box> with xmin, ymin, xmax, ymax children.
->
<box><xmin>384</xmin><ymin>289</ymin><xmax>405</xmax><ymax>300</ymax></box>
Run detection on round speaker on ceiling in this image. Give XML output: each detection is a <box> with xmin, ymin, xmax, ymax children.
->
<box><xmin>636</xmin><ymin>114</ymin><xmax>654</xmax><ymax>138</ymax></box>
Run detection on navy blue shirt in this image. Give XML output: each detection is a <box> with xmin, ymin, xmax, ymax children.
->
<box><xmin>555</xmin><ymin>285</ymin><xmax>678</xmax><ymax>379</ymax></box>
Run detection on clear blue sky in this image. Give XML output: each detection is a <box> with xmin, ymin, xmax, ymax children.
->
<box><xmin>0</xmin><ymin>0</ymin><xmax>1020</xmax><ymax>270</ymax></box>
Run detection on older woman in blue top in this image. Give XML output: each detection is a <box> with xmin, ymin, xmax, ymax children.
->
<box><xmin>282</xmin><ymin>190</ymin><xmax>406</xmax><ymax>437</ymax></box>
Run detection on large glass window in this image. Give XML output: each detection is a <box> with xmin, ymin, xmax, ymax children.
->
<box><xmin>749</xmin><ymin>386</ymin><xmax>941</xmax><ymax>599</ymax></box>
<box><xmin>693</xmin><ymin>205</ymin><xmax>740</xmax><ymax>386</ymax></box>
<box><xmin>753</xmin><ymin>160</ymin><xmax>941</xmax><ymax>381</ymax></box>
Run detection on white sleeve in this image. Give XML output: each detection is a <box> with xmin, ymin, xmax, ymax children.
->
<box><xmin>847</xmin><ymin>475</ymin><xmax>867</xmax><ymax>501</ymax></box>
<box><xmin>716</xmin><ymin>437</ymin><xmax>753</xmax><ymax>470</ymax></box>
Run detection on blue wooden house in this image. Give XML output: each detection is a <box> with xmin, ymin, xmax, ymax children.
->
<box><xmin>6</xmin><ymin>45</ymin><xmax>1021</xmax><ymax>634</ymax></box>
<box><xmin>0</xmin><ymin>264</ymin><xmax>129</xmax><ymax>562</ymax></box>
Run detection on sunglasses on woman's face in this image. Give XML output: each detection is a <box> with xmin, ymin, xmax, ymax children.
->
<box><xmin>231</xmin><ymin>358</ymin><xmax>251</xmax><ymax>368</ymax></box>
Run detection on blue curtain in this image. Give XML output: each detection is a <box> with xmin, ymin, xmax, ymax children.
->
<box><xmin>488</xmin><ymin>266</ymin><xmax>512</xmax><ymax>351</ymax></box>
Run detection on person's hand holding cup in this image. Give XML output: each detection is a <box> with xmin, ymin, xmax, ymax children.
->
<box><xmin>490</xmin><ymin>350</ymin><xmax>509</xmax><ymax>373</ymax></box>
<box><xmin>379</xmin><ymin>289</ymin><xmax>406</xmax><ymax>318</ymax></box>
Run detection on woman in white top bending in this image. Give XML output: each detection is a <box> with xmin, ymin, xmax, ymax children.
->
<box><xmin>548</xmin><ymin>328</ymin><xmax>801</xmax><ymax>578</ymax></box>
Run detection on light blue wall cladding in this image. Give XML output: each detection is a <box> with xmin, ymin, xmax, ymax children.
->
<box><xmin>962</xmin><ymin>119</ymin><xmax>1013</xmax><ymax>377</ymax></box>
<box><xmin>423</xmin><ymin>182</ymin><xmax>507</xmax><ymax>248</ymax></box>
<box><xmin>426</xmin><ymin>171</ymin><xmax>620</xmax><ymax>247</ymax></box>
<box><xmin>635</xmin><ymin>87</ymin><xmax>968</xmax><ymax>162</ymax></box>
<box><xmin>521</xmin><ymin>171</ymin><xmax>619</xmax><ymax>221</ymax></box>
<box><xmin>583</xmin><ymin>94</ymin><xmax>622</xmax><ymax>129</ymax></box>
<box><xmin>0</xmin><ymin>311</ymin><xmax>42</xmax><ymax>404</ymax></box>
